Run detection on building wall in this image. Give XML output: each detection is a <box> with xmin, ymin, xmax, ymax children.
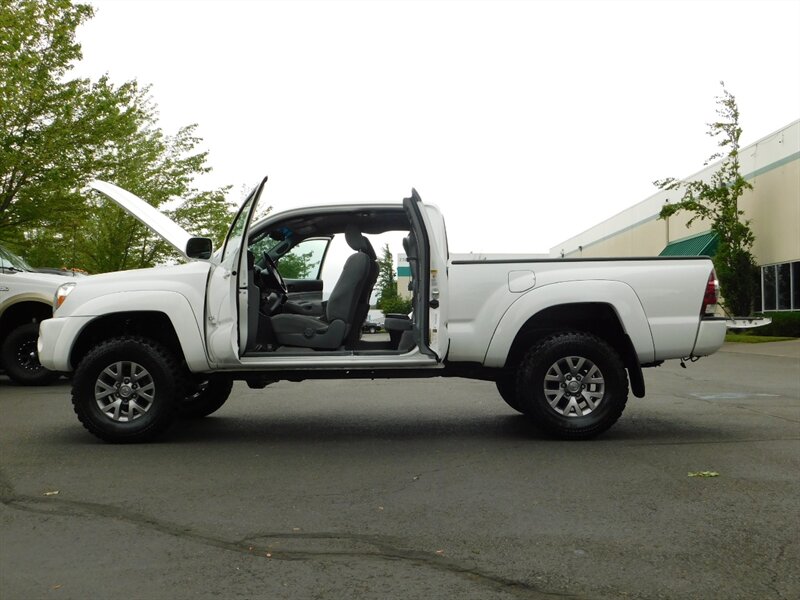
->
<box><xmin>396</xmin><ymin>254</ymin><xmax>412</xmax><ymax>300</ymax></box>
<box><xmin>744</xmin><ymin>158</ymin><xmax>800</xmax><ymax>266</ymax></box>
<box><xmin>552</xmin><ymin>120</ymin><xmax>800</xmax><ymax>267</ymax></box>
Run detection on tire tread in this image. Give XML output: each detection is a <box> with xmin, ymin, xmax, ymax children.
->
<box><xmin>516</xmin><ymin>331</ymin><xmax>629</xmax><ymax>440</ymax></box>
<box><xmin>71</xmin><ymin>336</ymin><xmax>182</xmax><ymax>443</ymax></box>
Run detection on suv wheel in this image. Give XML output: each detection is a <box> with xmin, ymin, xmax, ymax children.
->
<box><xmin>1</xmin><ymin>322</ymin><xmax>58</xmax><ymax>385</ymax></box>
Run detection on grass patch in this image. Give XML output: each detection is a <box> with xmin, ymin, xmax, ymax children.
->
<box><xmin>725</xmin><ymin>333</ymin><xmax>797</xmax><ymax>343</ymax></box>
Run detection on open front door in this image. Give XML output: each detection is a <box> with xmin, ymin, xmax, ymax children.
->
<box><xmin>403</xmin><ymin>189</ymin><xmax>450</xmax><ymax>361</ymax></box>
<box><xmin>205</xmin><ymin>177</ymin><xmax>268</xmax><ymax>365</ymax></box>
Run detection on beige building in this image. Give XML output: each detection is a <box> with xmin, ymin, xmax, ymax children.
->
<box><xmin>551</xmin><ymin>120</ymin><xmax>800</xmax><ymax>312</ymax></box>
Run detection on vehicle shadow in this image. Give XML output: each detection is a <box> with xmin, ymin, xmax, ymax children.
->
<box><xmin>171</xmin><ymin>412</ymin><xmax>544</xmax><ymax>444</ymax></box>
<box><xmin>46</xmin><ymin>402</ymin><xmax>750</xmax><ymax>447</ymax></box>
<box><xmin>165</xmin><ymin>411</ymin><xmax>738</xmax><ymax>446</ymax></box>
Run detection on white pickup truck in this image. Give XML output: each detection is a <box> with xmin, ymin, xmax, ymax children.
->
<box><xmin>39</xmin><ymin>178</ymin><xmax>727</xmax><ymax>443</ymax></box>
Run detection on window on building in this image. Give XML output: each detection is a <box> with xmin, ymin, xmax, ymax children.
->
<box><xmin>762</xmin><ymin>265</ymin><xmax>776</xmax><ymax>311</ymax></box>
<box><xmin>760</xmin><ymin>261</ymin><xmax>799</xmax><ymax>312</ymax></box>
<box><xmin>793</xmin><ymin>262</ymin><xmax>800</xmax><ymax>311</ymax></box>
<box><xmin>777</xmin><ymin>263</ymin><xmax>791</xmax><ymax>310</ymax></box>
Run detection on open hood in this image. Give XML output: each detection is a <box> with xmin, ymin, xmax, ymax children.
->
<box><xmin>89</xmin><ymin>180</ymin><xmax>211</xmax><ymax>261</ymax></box>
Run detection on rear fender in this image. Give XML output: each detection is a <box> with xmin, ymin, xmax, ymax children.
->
<box><xmin>483</xmin><ymin>280</ymin><xmax>655</xmax><ymax>367</ymax></box>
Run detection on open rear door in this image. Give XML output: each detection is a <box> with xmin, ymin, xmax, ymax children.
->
<box><xmin>403</xmin><ymin>189</ymin><xmax>450</xmax><ymax>361</ymax></box>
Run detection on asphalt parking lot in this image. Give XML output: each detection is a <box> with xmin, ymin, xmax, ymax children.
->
<box><xmin>1</xmin><ymin>342</ymin><xmax>798</xmax><ymax>600</ymax></box>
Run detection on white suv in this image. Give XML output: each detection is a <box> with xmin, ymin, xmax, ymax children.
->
<box><xmin>0</xmin><ymin>245</ymin><xmax>81</xmax><ymax>385</ymax></box>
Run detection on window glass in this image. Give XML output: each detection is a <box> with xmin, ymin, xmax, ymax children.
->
<box><xmin>792</xmin><ymin>262</ymin><xmax>800</xmax><ymax>311</ymax></box>
<box><xmin>222</xmin><ymin>192</ymin><xmax>257</xmax><ymax>264</ymax></box>
<box><xmin>223</xmin><ymin>205</ymin><xmax>250</xmax><ymax>263</ymax></box>
<box><xmin>754</xmin><ymin>274</ymin><xmax>763</xmax><ymax>314</ymax></box>
<box><xmin>777</xmin><ymin>263</ymin><xmax>791</xmax><ymax>310</ymax></box>
<box><xmin>762</xmin><ymin>265</ymin><xmax>776</xmax><ymax>311</ymax></box>
<box><xmin>0</xmin><ymin>246</ymin><xmax>33</xmax><ymax>271</ymax></box>
<box><xmin>277</xmin><ymin>239</ymin><xmax>327</xmax><ymax>280</ymax></box>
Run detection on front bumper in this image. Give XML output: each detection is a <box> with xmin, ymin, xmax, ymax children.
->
<box><xmin>38</xmin><ymin>316</ymin><xmax>93</xmax><ymax>372</ymax></box>
<box><xmin>691</xmin><ymin>317</ymin><xmax>727</xmax><ymax>357</ymax></box>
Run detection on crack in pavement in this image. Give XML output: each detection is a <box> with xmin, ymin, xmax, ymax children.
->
<box><xmin>0</xmin><ymin>469</ymin><xmax>577</xmax><ymax>600</ymax></box>
<box><xmin>763</xmin><ymin>542</ymin><xmax>792</xmax><ymax>600</ymax></box>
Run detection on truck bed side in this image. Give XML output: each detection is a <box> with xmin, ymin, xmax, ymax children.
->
<box><xmin>446</xmin><ymin>257</ymin><xmax>717</xmax><ymax>367</ymax></box>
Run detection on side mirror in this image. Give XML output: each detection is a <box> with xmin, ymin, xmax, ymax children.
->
<box><xmin>186</xmin><ymin>237</ymin><xmax>213</xmax><ymax>259</ymax></box>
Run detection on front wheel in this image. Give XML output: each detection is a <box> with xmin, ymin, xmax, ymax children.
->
<box><xmin>1</xmin><ymin>322</ymin><xmax>58</xmax><ymax>385</ymax></box>
<box><xmin>516</xmin><ymin>332</ymin><xmax>629</xmax><ymax>440</ymax></box>
<box><xmin>71</xmin><ymin>337</ymin><xmax>182</xmax><ymax>443</ymax></box>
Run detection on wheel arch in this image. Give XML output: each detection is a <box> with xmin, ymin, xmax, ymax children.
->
<box><xmin>69</xmin><ymin>310</ymin><xmax>204</xmax><ymax>372</ymax></box>
<box><xmin>0</xmin><ymin>299</ymin><xmax>52</xmax><ymax>339</ymax></box>
<box><xmin>485</xmin><ymin>280</ymin><xmax>654</xmax><ymax>365</ymax></box>
<box><xmin>487</xmin><ymin>294</ymin><xmax>650</xmax><ymax>398</ymax></box>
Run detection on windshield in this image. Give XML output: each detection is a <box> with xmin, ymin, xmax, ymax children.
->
<box><xmin>0</xmin><ymin>245</ymin><xmax>33</xmax><ymax>271</ymax></box>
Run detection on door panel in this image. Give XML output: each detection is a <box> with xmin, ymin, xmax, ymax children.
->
<box><xmin>402</xmin><ymin>189</ymin><xmax>450</xmax><ymax>361</ymax></box>
<box><xmin>205</xmin><ymin>177</ymin><xmax>267</xmax><ymax>364</ymax></box>
<box><xmin>285</xmin><ymin>279</ymin><xmax>323</xmax><ymax>295</ymax></box>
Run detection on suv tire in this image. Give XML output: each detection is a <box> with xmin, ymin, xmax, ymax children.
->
<box><xmin>1</xmin><ymin>322</ymin><xmax>58</xmax><ymax>386</ymax></box>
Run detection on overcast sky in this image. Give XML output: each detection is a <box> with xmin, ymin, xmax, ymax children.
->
<box><xmin>74</xmin><ymin>0</ymin><xmax>800</xmax><ymax>255</ymax></box>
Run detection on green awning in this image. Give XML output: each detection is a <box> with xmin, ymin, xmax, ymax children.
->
<box><xmin>659</xmin><ymin>230</ymin><xmax>719</xmax><ymax>257</ymax></box>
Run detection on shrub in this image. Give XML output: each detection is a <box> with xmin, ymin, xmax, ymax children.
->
<box><xmin>752</xmin><ymin>312</ymin><xmax>800</xmax><ymax>337</ymax></box>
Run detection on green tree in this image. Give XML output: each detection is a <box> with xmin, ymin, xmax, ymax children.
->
<box><xmin>375</xmin><ymin>243</ymin><xmax>412</xmax><ymax>314</ymax></box>
<box><xmin>656</xmin><ymin>83</ymin><xmax>757</xmax><ymax>316</ymax></box>
<box><xmin>277</xmin><ymin>251</ymin><xmax>315</xmax><ymax>279</ymax></box>
<box><xmin>77</xmin><ymin>90</ymin><xmax>232</xmax><ymax>273</ymax></box>
<box><xmin>1</xmin><ymin>0</ymin><xmax>234</xmax><ymax>272</ymax></box>
<box><xmin>0</xmin><ymin>1</ymin><xmax>139</xmax><ymax>247</ymax></box>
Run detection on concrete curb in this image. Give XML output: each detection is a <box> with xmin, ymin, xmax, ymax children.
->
<box><xmin>719</xmin><ymin>339</ymin><xmax>800</xmax><ymax>359</ymax></box>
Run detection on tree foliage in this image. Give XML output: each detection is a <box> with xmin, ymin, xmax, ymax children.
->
<box><xmin>0</xmin><ymin>0</ymin><xmax>233</xmax><ymax>272</ymax></box>
<box><xmin>375</xmin><ymin>243</ymin><xmax>412</xmax><ymax>314</ymax></box>
<box><xmin>277</xmin><ymin>251</ymin><xmax>315</xmax><ymax>280</ymax></box>
<box><xmin>656</xmin><ymin>83</ymin><xmax>757</xmax><ymax>316</ymax></box>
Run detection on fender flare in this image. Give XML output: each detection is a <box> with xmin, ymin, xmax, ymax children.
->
<box><xmin>70</xmin><ymin>290</ymin><xmax>210</xmax><ymax>371</ymax></box>
<box><xmin>0</xmin><ymin>294</ymin><xmax>54</xmax><ymax>326</ymax></box>
<box><xmin>483</xmin><ymin>280</ymin><xmax>655</xmax><ymax>368</ymax></box>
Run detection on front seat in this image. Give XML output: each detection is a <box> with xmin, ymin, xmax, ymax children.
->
<box><xmin>270</xmin><ymin>225</ymin><xmax>375</xmax><ymax>350</ymax></box>
<box><xmin>343</xmin><ymin>226</ymin><xmax>378</xmax><ymax>348</ymax></box>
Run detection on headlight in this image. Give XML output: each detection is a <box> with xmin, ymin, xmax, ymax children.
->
<box><xmin>54</xmin><ymin>282</ymin><xmax>77</xmax><ymax>311</ymax></box>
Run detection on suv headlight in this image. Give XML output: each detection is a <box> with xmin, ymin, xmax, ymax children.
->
<box><xmin>54</xmin><ymin>282</ymin><xmax>77</xmax><ymax>311</ymax></box>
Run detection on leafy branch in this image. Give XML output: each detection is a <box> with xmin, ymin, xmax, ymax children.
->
<box><xmin>655</xmin><ymin>82</ymin><xmax>757</xmax><ymax>316</ymax></box>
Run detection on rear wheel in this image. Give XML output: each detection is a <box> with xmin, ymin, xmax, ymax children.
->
<box><xmin>72</xmin><ymin>337</ymin><xmax>181</xmax><ymax>443</ymax></box>
<box><xmin>516</xmin><ymin>332</ymin><xmax>628</xmax><ymax>440</ymax></box>
<box><xmin>1</xmin><ymin>322</ymin><xmax>58</xmax><ymax>385</ymax></box>
<box><xmin>180</xmin><ymin>375</ymin><xmax>233</xmax><ymax>418</ymax></box>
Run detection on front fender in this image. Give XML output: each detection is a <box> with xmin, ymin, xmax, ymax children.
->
<box><xmin>62</xmin><ymin>290</ymin><xmax>209</xmax><ymax>372</ymax></box>
<box><xmin>483</xmin><ymin>280</ymin><xmax>655</xmax><ymax>367</ymax></box>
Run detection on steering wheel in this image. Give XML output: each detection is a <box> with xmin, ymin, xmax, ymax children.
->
<box><xmin>261</xmin><ymin>252</ymin><xmax>288</xmax><ymax>295</ymax></box>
